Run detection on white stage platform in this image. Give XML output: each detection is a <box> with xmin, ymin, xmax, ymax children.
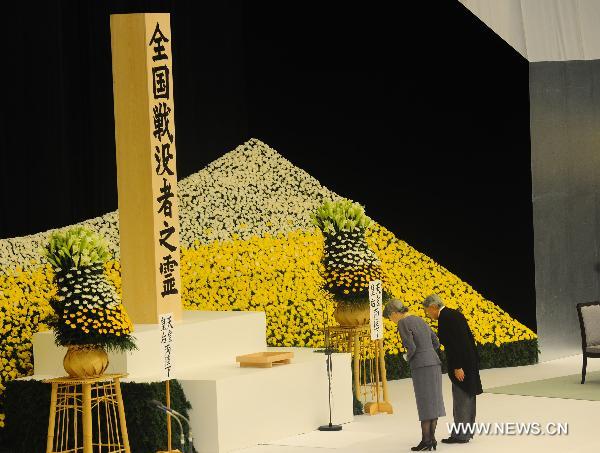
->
<box><xmin>30</xmin><ymin>310</ymin><xmax>353</xmax><ymax>453</ymax></box>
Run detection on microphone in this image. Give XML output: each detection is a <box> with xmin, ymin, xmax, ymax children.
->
<box><xmin>150</xmin><ymin>400</ymin><xmax>186</xmax><ymax>451</ymax></box>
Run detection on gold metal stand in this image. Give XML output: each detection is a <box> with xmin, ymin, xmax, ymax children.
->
<box><xmin>45</xmin><ymin>374</ymin><xmax>131</xmax><ymax>453</ymax></box>
<box><xmin>363</xmin><ymin>339</ymin><xmax>393</xmax><ymax>415</ymax></box>
<box><xmin>327</xmin><ymin>326</ymin><xmax>393</xmax><ymax>415</ymax></box>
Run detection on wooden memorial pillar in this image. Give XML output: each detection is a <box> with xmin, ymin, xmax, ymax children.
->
<box><xmin>110</xmin><ymin>13</ymin><xmax>182</xmax><ymax>324</ymax></box>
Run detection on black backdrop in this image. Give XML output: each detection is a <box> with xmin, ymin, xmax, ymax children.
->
<box><xmin>1</xmin><ymin>1</ymin><xmax>536</xmax><ymax>330</ymax></box>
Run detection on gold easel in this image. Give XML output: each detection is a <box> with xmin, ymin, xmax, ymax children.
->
<box><xmin>327</xmin><ymin>326</ymin><xmax>393</xmax><ymax>415</ymax></box>
<box><xmin>363</xmin><ymin>339</ymin><xmax>393</xmax><ymax>415</ymax></box>
<box><xmin>45</xmin><ymin>373</ymin><xmax>130</xmax><ymax>453</ymax></box>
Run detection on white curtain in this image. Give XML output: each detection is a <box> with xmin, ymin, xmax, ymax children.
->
<box><xmin>459</xmin><ymin>0</ymin><xmax>600</xmax><ymax>62</ymax></box>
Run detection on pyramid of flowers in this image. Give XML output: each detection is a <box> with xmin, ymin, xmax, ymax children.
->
<box><xmin>0</xmin><ymin>138</ymin><xmax>537</xmax><ymax>424</ymax></box>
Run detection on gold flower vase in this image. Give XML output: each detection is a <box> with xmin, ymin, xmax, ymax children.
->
<box><xmin>333</xmin><ymin>302</ymin><xmax>370</xmax><ymax>327</ymax></box>
<box><xmin>63</xmin><ymin>345</ymin><xmax>109</xmax><ymax>378</ymax></box>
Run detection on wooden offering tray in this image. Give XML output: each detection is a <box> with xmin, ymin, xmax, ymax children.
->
<box><xmin>236</xmin><ymin>351</ymin><xmax>294</xmax><ymax>368</ymax></box>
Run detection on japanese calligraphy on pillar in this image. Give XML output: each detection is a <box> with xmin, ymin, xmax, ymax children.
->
<box><xmin>111</xmin><ymin>13</ymin><xmax>182</xmax><ymax>323</ymax></box>
<box><xmin>147</xmin><ymin>18</ymin><xmax>182</xmax><ymax>316</ymax></box>
<box><xmin>160</xmin><ymin>312</ymin><xmax>175</xmax><ymax>378</ymax></box>
<box><xmin>369</xmin><ymin>280</ymin><xmax>383</xmax><ymax>340</ymax></box>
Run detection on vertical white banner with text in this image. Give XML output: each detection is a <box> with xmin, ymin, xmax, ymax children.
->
<box><xmin>369</xmin><ymin>280</ymin><xmax>383</xmax><ymax>340</ymax></box>
<box><xmin>160</xmin><ymin>312</ymin><xmax>175</xmax><ymax>379</ymax></box>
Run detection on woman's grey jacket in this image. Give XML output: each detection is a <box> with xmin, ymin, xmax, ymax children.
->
<box><xmin>398</xmin><ymin>315</ymin><xmax>442</xmax><ymax>368</ymax></box>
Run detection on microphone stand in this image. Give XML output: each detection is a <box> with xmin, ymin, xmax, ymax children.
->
<box><xmin>165</xmin><ymin>406</ymin><xmax>194</xmax><ymax>450</ymax></box>
<box><xmin>151</xmin><ymin>400</ymin><xmax>195</xmax><ymax>452</ymax></box>
<box><xmin>319</xmin><ymin>295</ymin><xmax>342</xmax><ymax>432</ymax></box>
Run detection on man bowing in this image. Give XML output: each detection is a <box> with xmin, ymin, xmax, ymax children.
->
<box><xmin>423</xmin><ymin>294</ymin><xmax>482</xmax><ymax>444</ymax></box>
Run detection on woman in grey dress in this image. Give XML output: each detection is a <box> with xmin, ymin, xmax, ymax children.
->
<box><xmin>384</xmin><ymin>299</ymin><xmax>445</xmax><ymax>451</ymax></box>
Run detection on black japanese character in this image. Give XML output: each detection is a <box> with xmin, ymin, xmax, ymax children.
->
<box><xmin>159</xmin><ymin>221</ymin><xmax>177</xmax><ymax>252</ymax></box>
<box><xmin>153</xmin><ymin>102</ymin><xmax>173</xmax><ymax>143</ymax></box>
<box><xmin>159</xmin><ymin>254</ymin><xmax>178</xmax><ymax>297</ymax></box>
<box><xmin>157</xmin><ymin>178</ymin><xmax>174</xmax><ymax>217</ymax></box>
<box><xmin>152</xmin><ymin>66</ymin><xmax>170</xmax><ymax>99</ymax></box>
<box><xmin>154</xmin><ymin>143</ymin><xmax>174</xmax><ymax>176</ymax></box>
<box><xmin>149</xmin><ymin>22</ymin><xmax>169</xmax><ymax>61</ymax></box>
<box><xmin>159</xmin><ymin>254</ymin><xmax>178</xmax><ymax>298</ymax></box>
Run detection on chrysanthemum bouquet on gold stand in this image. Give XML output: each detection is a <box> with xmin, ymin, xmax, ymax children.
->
<box><xmin>44</xmin><ymin>226</ymin><xmax>136</xmax><ymax>378</ymax></box>
<box><xmin>312</xmin><ymin>199</ymin><xmax>389</xmax><ymax>326</ymax></box>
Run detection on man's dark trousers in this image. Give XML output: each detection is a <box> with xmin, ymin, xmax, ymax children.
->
<box><xmin>451</xmin><ymin>382</ymin><xmax>476</xmax><ymax>440</ymax></box>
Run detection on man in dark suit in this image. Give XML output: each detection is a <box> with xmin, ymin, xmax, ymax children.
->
<box><xmin>423</xmin><ymin>294</ymin><xmax>482</xmax><ymax>444</ymax></box>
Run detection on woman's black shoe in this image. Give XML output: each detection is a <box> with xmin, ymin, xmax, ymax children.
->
<box><xmin>411</xmin><ymin>440</ymin><xmax>433</xmax><ymax>451</ymax></box>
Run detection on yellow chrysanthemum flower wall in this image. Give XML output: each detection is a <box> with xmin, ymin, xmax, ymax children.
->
<box><xmin>179</xmin><ymin>224</ymin><xmax>535</xmax><ymax>354</ymax></box>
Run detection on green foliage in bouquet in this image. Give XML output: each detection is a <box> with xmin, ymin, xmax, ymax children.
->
<box><xmin>43</xmin><ymin>227</ymin><xmax>136</xmax><ymax>352</ymax></box>
<box><xmin>44</xmin><ymin>226</ymin><xmax>111</xmax><ymax>270</ymax></box>
<box><xmin>311</xmin><ymin>199</ymin><xmax>372</xmax><ymax>236</ymax></box>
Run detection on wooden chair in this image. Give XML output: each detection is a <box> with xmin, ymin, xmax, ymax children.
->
<box><xmin>576</xmin><ymin>302</ymin><xmax>600</xmax><ymax>384</ymax></box>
